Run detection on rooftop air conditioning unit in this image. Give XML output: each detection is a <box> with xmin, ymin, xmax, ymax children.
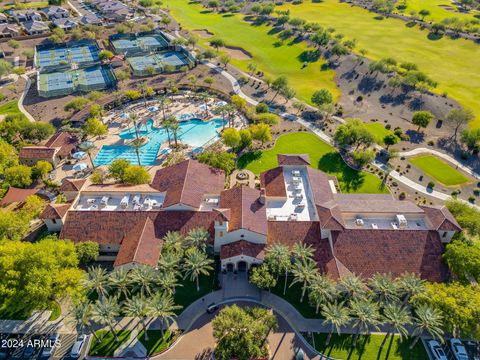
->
<box><xmin>395</xmin><ymin>214</ymin><xmax>408</xmax><ymax>229</ymax></box>
<box><xmin>355</xmin><ymin>218</ymin><xmax>364</xmax><ymax>227</ymax></box>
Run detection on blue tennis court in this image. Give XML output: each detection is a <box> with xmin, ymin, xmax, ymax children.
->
<box><xmin>36</xmin><ymin>42</ymin><xmax>100</xmax><ymax>68</ymax></box>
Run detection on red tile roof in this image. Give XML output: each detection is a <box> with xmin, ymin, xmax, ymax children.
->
<box><xmin>331</xmin><ymin>229</ymin><xmax>448</xmax><ymax>282</ymax></box>
<box><xmin>260</xmin><ymin>167</ymin><xmax>286</xmax><ymax>197</ymax></box>
<box><xmin>220</xmin><ymin>240</ymin><xmax>265</xmax><ymax>260</ymax></box>
<box><xmin>0</xmin><ymin>187</ymin><xmax>38</xmax><ymax>206</ymax></box>
<box><xmin>45</xmin><ymin>131</ymin><xmax>78</xmax><ymax>157</ymax></box>
<box><xmin>421</xmin><ymin>205</ymin><xmax>461</xmax><ymax>231</ymax></box>
<box><xmin>316</xmin><ymin>202</ymin><xmax>345</xmax><ymax>230</ymax></box>
<box><xmin>40</xmin><ymin>203</ymin><xmax>70</xmax><ymax>219</ymax></box>
<box><xmin>19</xmin><ymin>146</ymin><xmax>57</xmax><ymax>160</ymax></box>
<box><xmin>60</xmin><ymin>210</ymin><xmax>220</xmax><ymax>245</ymax></box>
<box><xmin>151</xmin><ymin>160</ymin><xmax>225</xmax><ymax>209</ymax></box>
<box><xmin>277</xmin><ymin>154</ymin><xmax>311</xmax><ymax>166</ymax></box>
<box><xmin>114</xmin><ymin>217</ymin><xmax>162</xmax><ymax>267</ymax></box>
<box><xmin>219</xmin><ymin>186</ymin><xmax>267</xmax><ymax>235</ymax></box>
<box><xmin>60</xmin><ymin>179</ymin><xmax>86</xmax><ymax>192</ymax></box>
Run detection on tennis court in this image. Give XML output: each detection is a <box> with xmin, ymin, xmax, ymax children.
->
<box><xmin>110</xmin><ymin>33</ymin><xmax>169</xmax><ymax>54</ymax></box>
<box><xmin>128</xmin><ymin>50</ymin><xmax>192</xmax><ymax>76</ymax></box>
<box><xmin>38</xmin><ymin>65</ymin><xmax>116</xmax><ymax>97</ymax></box>
<box><xmin>35</xmin><ymin>41</ymin><xmax>100</xmax><ymax>69</ymax></box>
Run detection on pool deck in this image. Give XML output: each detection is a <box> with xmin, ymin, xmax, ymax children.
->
<box><xmin>90</xmin><ymin>95</ymin><xmax>246</xmax><ymax>167</ymax></box>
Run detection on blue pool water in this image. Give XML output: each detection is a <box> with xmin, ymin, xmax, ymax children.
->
<box><xmin>94</xmin><ymin>118</ymin><xmax>225</xmax><ymax>166</ymax></box>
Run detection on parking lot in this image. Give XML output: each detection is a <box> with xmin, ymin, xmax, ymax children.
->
<box><xmin>0</xmin><ymin>333</ymin><xmax>89</xmax><ymax>359</ymax></box>
<box><xmin>424</xmin><ymin>337</ymin><xmax>480</xmax><ymax>360</ymax></box>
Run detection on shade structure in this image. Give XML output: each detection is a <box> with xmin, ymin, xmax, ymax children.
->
<box><xmin>72</xmin><ymin>151</ymin><xmax>86</xmax><ymax>159</ymax></box>
<box><xmin>72</xmin><ymin>163</ymin><xmax>88</xmax><ymax>171</ymax></box>
<box><xmin>78</xmin><ymin>141</ymin><xmax>94</xmax><ymax>150</ymax></box>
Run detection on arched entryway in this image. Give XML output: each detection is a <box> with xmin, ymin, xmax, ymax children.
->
<box><xmin>226</xmin><ymin>263</ymin><xmax>234</xmax><ymax>272</ymax></box>
<box><xmin>237</xmin><ymin>261</ymin><xmax>248</xmax><ymax>272</ymax></box>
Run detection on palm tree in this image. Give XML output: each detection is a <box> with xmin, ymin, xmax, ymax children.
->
<box><xmin>157</xmin><ymin>95</ymin><xmax>170</xmax><ymax>121</ymax></box>
<box><xmin>349</xmin><ymin>299</ymin><xmax>381</xmax><ymax>346</ymax></box>
<box><xmin>128</xmin><ymin>113</ymin><xmax>141</xmax><ymax>141</ymax></box>
<box><xmin>149</xmin><ymin>293</ymin><xmax>181</xmax><ymax>337</ymax></box>
<box><xmin>80</xmin><ymin>141</ymin><xmax>97</xmax><ymax>170</ymax></box>
<box><xmin>123</xmin><ymin>295</ymin><xmax>151</xmax><ymax>341</ymax></box>
<box><xmin>321</xmin><ymin>302</ymin><xmax>350</xmax><ymax>346</ymax></box>
<box><xmin>265</xmin><ymin>243</ymin><xmax>291</xmax><ymax>295</ymax></box>
<box><xmin>158</xmin><ymin>251</ymin><xmax>182</xmax><ymax>273</ymax></box>
<box><xmin>164</xmin><ymin>115</ymin><xmax>179</xmax><ymax>148</ymax></box>
<box><xmin>292</xmin><ymin>243</ymin><xmax>315</xmax><ymax>263</ymax></box>
<box><xmin>109</xmin><ymin>267</ymin><xmax>132</xmax><ymax>300</ymax></box>
<box><xmin>130</xmin><ymin>265</ymin><xmax>156</xmax><ymax>297</ymax></box>
<box><xmin>85</xmin><ymin>266</ymin><xmax>109</xmax><ymax>299</ymax></box>
<box><xmin>162</xmin><ymin>231</ymin><xmax>185</xmax><ymax>254</ymax></box>
<box><xmin>70</xmin><ymin>301</ymin><xmax>101</xmax><ymax>342</ymax></box>
<box><xmin>381</xmin><ymin>303</ymin><xmax>411</xmax><ymax>348</ymax></box>
<box><xmin>130</xmin><ymin>137</ymin><xmax>143</xmax><ymax>166</ymax></box>
<box><xmin>162</xmin><ymin>116</ymin><xmax>174</xmax><ymax>147</ymax></box>
<box><xmin>308</xmin><ymin>274</ymin><xmax>338</xmax><ymax>314</ymax></box>
<box><xmin>339</xmin><ymin>274</ymin><xmax>368</xmax><ymax>301</ymax></box>
<box><xmin>137</xmin><ymin>81</ymin><xmax>149</xmax><ymax>108</ymax></box>
<box><xmin>290</xmin><ymin>259</ymin><xmax>318</xmax><ymax>303</ymax></box>
<box><xmin>156</xmin><ymin>270</ymin><xmax>181</xmax><ymax>297</ymax></box>
<box><xmin>92</xmin><ymin>296</ymin><xmax>121</xmax><ymax>341</ymax></box>
<box><xmin>410</xmin><ymin>304</ymin><xmax>444</xmax><ymax>349</ymax></box>
<box><xmin>398</xmin><ymin>272</ymin><xmax>425</xmax><ymax>305</ymax></box>
<box><xmin>199</xmin><ymin>92</ymin><xmax>211</xmax><ymax>115</ymax></box>
<box><xmin>369</xmin><ymin>273</ymin><xmax>400</xmax><ymax>305</ymax></box>
<box><xmin>185</xmin><ymin>227</ymin><xmax>210</xmax><ymax>252</ymax></box>
<box><xmin>183</xmin><ymin>249</ymin><xmax>214</xmax><ymax>292</ymax></box>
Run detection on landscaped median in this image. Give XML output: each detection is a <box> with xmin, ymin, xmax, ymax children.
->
<box><xmin>238</xmin><ymin>132</ymin><xmax>388</xmax><ymax>194</ymax></box>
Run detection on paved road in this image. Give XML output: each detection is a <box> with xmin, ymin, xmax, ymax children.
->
<box><xmin>155</xmin><ymin>302</ymin><xmax>317</xmax><ymax>360</ymax></box>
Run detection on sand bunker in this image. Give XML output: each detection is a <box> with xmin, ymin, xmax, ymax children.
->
<box><xmin>222</xmin><ymin>46</ymin><xmax>252</xmax><ymax>60</ymax></box>
<box><xmin>193</xmin><ymin>29</ymin><xmax>214</xmax><ymax>38</ymax></box>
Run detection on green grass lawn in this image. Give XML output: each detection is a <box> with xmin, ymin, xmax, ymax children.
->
<box><xmin>237</xmin><ymin>132</ymin><xmax>388</xmax><ymax>194</ymax></box>
<box><xmin>272</xmin><ymin>276</ymin><xmax>318</xmax><ymax>318</ymax></box>
<box><xmin>3</xmin><ymin>1</ymin><xmax>48</xmax><ymax>9</ymax></box>
<box><xmin>88</xmin><ymin>330</ymin><xmax>131</xmax><ymax>357</ymax></box>
<box><xmin>394</xmin><ymin>0</ymin><xmax>478</xmax><ymax>23</ymax></box>
<box><xmin>0</xmin><ymin>101</ymin><xmax>23</xmax><ymax>117</ymax></box>
<box><xmin>137</xmin><ymin>330</ymin><xmax>173</xmax><ymax>355</ymax></box>
<box><xmin>165</xmin><ymin>0</ymin><xmax>339</xmax><ymax>104</ymax></box>
<box><xmin>312</xmin><ymin>333</ymin><xmax>428</xmax><ymax>360</ymax></box>
<box><xmin>365</xmin><ymin>123</ymin><xmax>396</xmax><ymax>145</ymax></box>
<box><xmin>409</xmin><ymin>154</ymin><xmax>470</xmax><ymax>186</ymax></box>
<box><xmin>173</xmin><ymin>272</ymin><xmax>216</xmax><ymax>314</ymax></box>
<box><xmin>277</xmin><ymin>0</ymin><xmax>480</xmax><ymax>127</ymax></box>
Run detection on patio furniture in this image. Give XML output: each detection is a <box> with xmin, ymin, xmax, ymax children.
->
<box><xmin>87</xmin><ymin>198</ymin><xmax>96</xmax><ymax>204</ymax></box>
<box><xmin>132</xmin><ymin>195</ymin><xmax>141</xmax><ymax>205</ymax></box>
<box><xmin>100</xmin><ymin>196</ymin><xmax>110</xmax><ymax>206</ymax></box>
<box><xmin>291</xmin><ymin>170</ymin><xmax>301</xmax><ymax>177</ymax></box>
<box><xmin>120</xmin><ymin>195</ymin><xmax>129</xmax><ymax>208</ymax></box>
<box><xmin>292</xmin><ymin>176</ymin><xmax>301</xmax><ymax>184</ymax></box>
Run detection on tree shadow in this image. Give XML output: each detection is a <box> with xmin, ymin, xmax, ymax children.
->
<box><xmin>405</xmin><ymin>129</ymin><xmax>425</xmax><ymax>144</ymax></box>
<box><xmin>237</xmin><ymin>151</ymin><xmax>263</xmax><ymax>169</ymax></box>
<box><xmin>268</xmin><ymin>26</ymin><xmax>283</xmax><ymax>36</ymax></box>
<box><xmin>297</xmin><ymin>49</ymin><xmax>321</xmax><ymax>63</ymax></box>
<box><xmin>379</xmin><ymin>93</ymin><xmax>408</xmax><ymax>106</ymax></box>
<box><xmin>318</xmin><ymin>152</ymin><xmax>366</xmax><ymax>192</ymax></box>
<box><xmin>358</xmin><ymin>76</ymin><xmax>384</xmax><ymax>93</ymax></box>
<box><xmin>427</xmin><ymin>32</ymin><xmax>443</xmax><ymax>40</ymax></box>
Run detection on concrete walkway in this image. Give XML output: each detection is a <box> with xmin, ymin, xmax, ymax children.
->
<box><xmin>19</xmin><ymin>73</ymin><xmax>35</xmax><ymax>122</ymax></box>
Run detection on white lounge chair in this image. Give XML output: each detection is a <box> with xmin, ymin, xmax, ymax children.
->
<box><xmin>120</xmin><ymin>196</ymin><xmax>129</xmax><ymax>209</ymax></box>
<box><xmin>100</xmin><ymin>196</ymin><xmax>110</xmax><ymax>206</ymax></box>
<box><xmin>132</xmin><ymin>195</ymin><xmax>141</xmax><ymax>205</ymax></box>
<box><xmin>291</xmin><ymin>170</ymin><xmax>301</xmax><ymax>177</ymax></box>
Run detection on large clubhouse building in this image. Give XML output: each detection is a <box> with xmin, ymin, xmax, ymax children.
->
<box><xmin>41</xmin><ymin>155</ymin><xmax>460</xmax><ymax>281</ymax></box>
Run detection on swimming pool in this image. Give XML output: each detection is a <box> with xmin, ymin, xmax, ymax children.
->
<box><xmin>94</xmin><ymin>118</ymin><xmax>225</xmax><ymax>166</ymax></box>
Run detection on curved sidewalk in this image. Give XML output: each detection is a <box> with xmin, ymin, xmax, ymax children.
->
<box><xmin>19</xmin><ymin>73</ymin><xmax>35</xmax><ymax>122</ymax></box>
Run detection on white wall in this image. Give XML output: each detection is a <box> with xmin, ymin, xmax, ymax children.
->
<box><xmin>44</xmin><ymin>218</ymin><xmax>62</xmax><ymax>232</ymax></box>
<box><xmin>214</xmin><ymin>226</ymin><xmax>266</xmax><ymax>253</ymax></box>
<box><xmin>438</xmin><ymin>230</ymin><xmax>455</xmax><ymax>243</ymax></box>
<box><xmin>221</xmin><ymin>254</ymin><xmax>263</xmax><ymax>271</ymax></box>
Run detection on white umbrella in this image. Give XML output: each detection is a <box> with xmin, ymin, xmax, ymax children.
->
<box><xmin>72</xmin><ymin>163</ymin><xmax>88</xmax><ymax>171</ymax></box>
<box><xmin>148</xmin><ymin>106</ymin><xmax>159</xmax><ymax>112</ymax></box>
<box><xmin>72</xmin><ymin>151</ymin><xmax>86</xmax><ymax>160</ymax></box>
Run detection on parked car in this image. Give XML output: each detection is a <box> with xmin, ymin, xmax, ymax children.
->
<box><xmin>41</xmin><ymin>334</ymin><xmax>60</xmax><ymax>358</ymax></box>
<box><xmin>23</xmin><ymin>343</ymin><xmax>35</xmax><ymax>358</ymax></box>
<box><xmin>428</xmin><ymin>340</ymin><xmax>448</xmax><ymax>360</ymax></box>
<box><xmin>206</xmin><ymin>303</ymin><xmax>219</xmax><ymax>314</ymax></box>
<box><xmin>70</xmin><ymin>334</ymin><xmax>87</xmax><ymax>358</ymax></box>
<box><xmin>450</xmin><ymin>339</ymin><xmax>469</xmax><ymax>360</ymax></box>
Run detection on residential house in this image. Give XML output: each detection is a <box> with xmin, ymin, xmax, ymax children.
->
<box><xmin>59</xmin><ymin>178</ymin><xmax>86</xmax><ymax>201</ymax></box>
<box><xmin>74</xmin><ymin>14</ymin><xmax>102</xmax><ymax>26</ymax></box>
<box><xmin>94</xmin><ymin>1</ymin><xmax>133</xmax><ymax>21</ymax></box>
<box><xmin>53</xmin><ymin>18</ymin><xmax>78</xmax><ymax>30</ymax></box>
<box><xmin>41</xmin><ymin>6</ymin><xmax>70</xmax><ymax>20</ymax></box>
<box><xmin>19</xmin><ymin>131</ymin><xmax>78</xmax><ymax>166</ymax></box>
<box><xmin>23</xmin><ymin>20</ymin><xmax>50</xmax><ymax>35</ymax></box>
<box><xmin>0</xmin><ymin>13</ymin><xmax>8</xmax><ymax>24</ymax></box>
<box><xmin>0</xmin><ymin>24</ymin><xmax>21</xmax><ymax>38</ymax></box>
<box><xmin>40</xmin><ymin>203</ymin><xmax>71</xmax><ymax>232</ymax></box>
<box><xmin>51</xmin><ymin>156</ymin><xmax>460</xmax><ymax>281</ymax></box>
<box><xmin>10</xmin><ymin>10</ymin><xmax>42</xmax><ymax>23</ymax></box>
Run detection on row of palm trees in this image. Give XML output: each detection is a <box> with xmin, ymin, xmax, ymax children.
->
<box><xmin>71</xmin><ymin>228</ymin><xmax>215</xmax><ymax>343</ymax></box>
<box><xmin>262</xmin><ymin>243</ymin><xmax>444</xmax><ymax>349</ymax></box>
